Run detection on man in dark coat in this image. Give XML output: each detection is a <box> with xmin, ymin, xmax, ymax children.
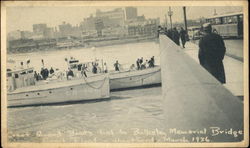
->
<box><xmin>172</xmin><ymin>27</ymin><xmax>180</xmax><ymax>45</ymax></box>
<box><xmin>166</xmin><ymin>29</ymin><xmax>173</xmax><ymax>40</ymax></box>
<box><xmin>198</xmin><ymin>23</ymin><xmax>226</xmax><ymax>84</ymax></box>
<box><xmin>180</xmin><ymin>27</ymin><xmax>187</xmax><ymax>48</ymax></box>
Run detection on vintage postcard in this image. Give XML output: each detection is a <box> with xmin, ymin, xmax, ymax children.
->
<box><xmin>1</xmin><ymin>0</ymin><xmax>249</xmax><ymax>147</ymax></box>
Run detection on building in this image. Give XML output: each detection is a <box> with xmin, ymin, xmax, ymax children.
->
<box><xmin>58</xmin><ymin>22</ymin><xmax>81</xmax><ymax>38</ymax></box>
<box><xmin>33</xmin><ymin>24</ymin><xmax>47</xmax><ymax>35</ymax></box>
<box><xmin>7</xmin><ymin>30</ymin><xmax>33</xmax><ymax>41</ymax></box>
<box><xmin>58</xmin><ymin>22</ymin><xmax>72</xmax><ymax>38</ymax></box>
<box><xmin>44</xmin><ymin>27</ymin><xmax>55</xmax><ymax>39</ymax></box>
<box><xmin>125</xmin><ymin>7</ymin><xmax>138</xmax><ymax>20</ymax></box>
<box><xmin>102</xmin><ymin>27</ymin><xmax>128</xmax><ymax>37</ymax></box>
<box><xmin>95</xmin><ymin>18</ymin><xmax>105</xmax><ymax>37</ymax></box>
<box><xmin>7</xmin><ymin>30</ymin><xmax>22</xmax><ymax>40</ymax></box>
<box><xmin>96</xmin><ymin>8</ymin><xmax>125</xmax><ymax>27</ymax></box>
<box><xmin>80</xmin><ymin>15</ymin><xmax>96</xmax><ymax>31</ymax></box>
<box><xmin>82</xmin><ymin>30</ymin><xmax>98</xmax><ymax>38</ymax></box>
<box><xmin>127</xmin><ymin>18</ymin><xmax>160</xmax><ymax>37</ymax></box>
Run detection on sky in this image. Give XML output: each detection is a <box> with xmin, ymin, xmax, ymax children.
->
<box><xmin>6</xmin><ymin>6</ymin><xmax>242</xmax><ymax>33</ymax></box>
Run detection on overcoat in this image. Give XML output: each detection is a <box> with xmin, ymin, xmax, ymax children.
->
<box><xmin>198</xmin><ymin>33</ymin><xmax>226</xmax><ymax>84</ymax></box>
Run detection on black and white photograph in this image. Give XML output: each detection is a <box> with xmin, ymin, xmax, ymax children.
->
<box><xmin>1</xmin><ymin>1</ymin><xmax>248</xmax><ymax>147</ymax></box>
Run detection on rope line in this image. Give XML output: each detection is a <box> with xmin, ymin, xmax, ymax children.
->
<box><xmin>83</xmin><ymin>76</ymin><xmax>107</xmax><ymax>89</ymax></box>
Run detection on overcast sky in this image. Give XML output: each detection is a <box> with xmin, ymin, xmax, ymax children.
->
<box><xmin>6</xmin><ymin>6</ymin><xmax>242</xmax><ymax>33</ymax></box>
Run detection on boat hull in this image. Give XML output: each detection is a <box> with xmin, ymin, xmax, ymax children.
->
<box><xmin>110</xmin><ymin>66</ymin><xmax>161</xmax><ymax>91</ymax></box>
<box><xmin>7</xmin><ymin>74</ymin><xmax>110</xmax><ymax>107</ymax></box>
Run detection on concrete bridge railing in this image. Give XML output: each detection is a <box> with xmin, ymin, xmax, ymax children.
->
<box><xmin>159</xmin><ymin>35</ymin><xmax>244</xmax><ymax>142</ymax></box>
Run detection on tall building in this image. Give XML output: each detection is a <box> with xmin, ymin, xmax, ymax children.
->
<box><xmin>96</xmin><ymin>8</ymin><xmax>125</xmax><ymax>27</ymax></box>
<box><xmin>58</xmin><ymin>22</ymin><xmax>72</xmax><ymax>38</ymax></box>
<box><xmin>80</xmin><ymin>15</ymin><xmax>96</xmax><ymax>31</ymax></box>
<box><xmin>125</xmin><ymin>7</ymin><xmax>138</xmax><ymax>20</ymax></box>
<box><xmin>95</xmin><ymin>18</ymin><xmax>104</xmax><ymax>37</ymax></box>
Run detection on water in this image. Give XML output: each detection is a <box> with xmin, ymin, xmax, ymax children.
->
<box><xmin>7</xmin><ymin>41</ymin><xmax>166</xmax><ymax>143</ymax></box>
<box><xmin>7</xmin><ymin>41</ymin><xmax>160</xmax><ymax>72</ymax></box>
<box><xmin>8</xmin><ymin>87</ymin><xmax>164</xmax><ymax>143</ymax></box>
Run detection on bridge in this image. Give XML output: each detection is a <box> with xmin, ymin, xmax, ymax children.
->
<box><xmin>159</xmin><ymin>35</ymin><xmax>246</xmax><ymax>143</ymax></box>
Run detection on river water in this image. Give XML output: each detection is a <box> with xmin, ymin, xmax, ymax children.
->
<box><xmin>7</xmin><ymin>41</ymin><xmax>167</xmax><ymax>143</ymax></box>
<box><xmin>7</xmin><ymin>41</ymin><xmax>160</xmax><ymax>72</ymax></box>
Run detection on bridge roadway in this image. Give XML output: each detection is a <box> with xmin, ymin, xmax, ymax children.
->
<box><xmin>184</xmin><ymin>40</ymin><xmax>243</xmax><ymax>97</ymax></box>
<box><xmin>159</xmin><ymin>35</ymin><xmax>246</xmax><ymax>144</ymax></box>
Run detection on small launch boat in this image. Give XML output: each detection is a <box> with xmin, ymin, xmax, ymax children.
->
<box><xmin>7</xmin><ymin>67</ymin><xmax>110</xmax><ymax>107</ymax></box>
<box><xmin>109</xmin><ymin>66</ymin><xmax>161</xmax><ymax>91</ymax></box>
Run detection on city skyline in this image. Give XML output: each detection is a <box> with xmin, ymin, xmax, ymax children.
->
<box><xmin>7</xmin><ymin>6</ymin><xmax>242</xmax><ymax>33</ymax></box>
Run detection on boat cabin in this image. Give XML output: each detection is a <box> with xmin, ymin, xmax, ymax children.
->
<box><xmin>67</xmin><ymin>58</ymin><xmax>104</xmax><ymax>77</ymax></box>
<box><xmin>68</xmin><ymin>59</ymin><xmax>93</xmax><ymax>71</ymax></box>
<box><xmin>7</xmin><ymin>67</ymin><xmax>35</xmax><ymax>92</ymax></box>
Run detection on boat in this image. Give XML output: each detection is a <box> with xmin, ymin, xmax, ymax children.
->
<box><xmin>67</xmin><ymin>58</ymin><xmax>161</xmax><ymax>91</ymax></box>
<box><xmin>7</xmin><ymin>67</ymin><xmax>110</xmax><ymax>107</ymax></box>
<box><xmin>109</xmin><ymin>66</ymin><xmax>161</xmax><ymax>91</ymax></box>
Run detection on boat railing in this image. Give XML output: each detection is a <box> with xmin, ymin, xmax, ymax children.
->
<box><xmin>109</xmin><ymin>65</ymin><xmax>160</xmax><ymax>75</ymax></box>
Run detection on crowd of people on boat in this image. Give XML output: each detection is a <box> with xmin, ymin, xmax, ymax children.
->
<box><xmin>34</xmin><ymin>67</ymin><xmax>56</xmax><ymax>81</ymax></box>
<box><xmin>31</xmin><ymin>55</ymin><xmax>156</xmax><ymax>81</ymax></box>
<box><xmin>135</xmin><ymin>56</ymin><xmax>155</xmax><ymax>70</ymax></box>
<box><xmin>158</xmin><ymin>26</ymin><xmax>188</xmax><ymax>48</ymax></box>
<box><xmin>113</xmin><ymin>56</ymin><xmax>155</xmax><ymax>72</ymax></box>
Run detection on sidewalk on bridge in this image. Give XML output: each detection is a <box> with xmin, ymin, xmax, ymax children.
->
<box><xmin>183</xmin><ymin>41</ymin><xmax>243</xmax><ymax>97</ymax></box>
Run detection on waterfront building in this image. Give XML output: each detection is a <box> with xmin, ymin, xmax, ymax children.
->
<box><xmin>58</xmin><ymin>22</ymin><xmax>81</xmax><ymax>38</ymax></box>
<box><xmin>127</xmin><ymin>18</ymin><xmax>160</xmax><ymax>37</ymax></box>
<box><xmin>21</xmin><ymin>31</ymin><xmax>33</xmax><ymax>39</ymax></box>
<box><xmin>8</xmin><ymin>30</ymin><xmax>22</xmax><ymax>41</ymax></box>
<box><xmin>125</xmin><ymin>7</ymin><xmax>138</xmax><ymax>20</ymax></box>
<box><xmin>44</xmin><ymin>27</ymin><xmax>55</xmax><ymax>39</ymax></box>
<box><xmin>96</xmin><ymin>8</ymin><xmax>125</xmax><ymax>27</ymax></box>
<box><xmin>80</xmin><ymin>15</ymin><xmax>96</xmax><ymax>31</ymax></box>
<box><xmin>102</xmin><ymin>26</ymin><xmax>128</xmax><ymax>37</ymax></box>
<box><xmin>95</xmin><ymin>18</ymin><xmax>105</xmax><ymax>37</ymax></box>
<box><xmin>33</xmin><ymin>24</ymin><xmax>47</xmax><ymax>36</ymax></box>
<box><xmin>81</xmin><ymin>30</ymin><xmax>98</xmax><ymax>38</ymax></box>
<box><xmin>7</xmin><ymin>30</ymin><xmax>34</xmax><ymax>40</ymax></box>
<box><xmin>58</xmin><ymin>22</ymin><xmax>72</xmax><ymax>38</ymax></box>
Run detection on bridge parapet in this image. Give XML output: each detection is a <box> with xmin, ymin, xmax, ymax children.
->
<box><xmin>160</xmin><ymin>35</ymin><xmax>244</xmax><ymax>142</ymax></box>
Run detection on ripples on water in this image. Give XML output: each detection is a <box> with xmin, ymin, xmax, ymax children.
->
<box><xmin>8</xmin><ymin>87</ymin><xmax>163</xmax><ymax>142</ymax></box>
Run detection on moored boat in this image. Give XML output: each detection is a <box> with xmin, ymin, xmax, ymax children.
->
<box><xmin>109</xmin><ymin>66</ymin><xmax>161</xmax><ymax>91</ymax></box>
<box><xmin>7</xmin><ymin>67</ymin><xmax>110</xmax><ymax>107</ymax></box>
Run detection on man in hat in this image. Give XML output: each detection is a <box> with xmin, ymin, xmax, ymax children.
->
<box><xmin>172</xmin><ymin>27</ymin><xmax>180</xmax><ymax>46</ymax></box>
<box><xmin>180</xmin><ymin>27</ymin><xmax>187</xmax><ymax>48</ymax></box>
<box><xmin>198</xmin><ymin>23</ymin><xmax>226</xmax><ymax>84</ymax></box>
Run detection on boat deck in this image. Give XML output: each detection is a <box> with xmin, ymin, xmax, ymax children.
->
<box><xmin>8</xmin><ymin>74</ymin><xmax>108</xmax><ymax>94</ymax></box>
<box><xmin>110</xmin><ymin>66</ymin><xmax>160</xmax><ymax>79</ymax></box>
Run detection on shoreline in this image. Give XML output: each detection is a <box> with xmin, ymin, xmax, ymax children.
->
<box><xmin>7</xmin><ymin>36</ymin><xmax>158</xmax><ymax>55</ymax></box>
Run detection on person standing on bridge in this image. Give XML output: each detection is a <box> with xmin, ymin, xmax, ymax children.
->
<box><xmin>180</xmin><ymin>27</ymin><xmax>187</xmax><ymax>48</ymax></box>
<box><xmin>172</xmin><ymin>27</ymin><xmax>180</xmax><ymax>46</ymax></box>
<box><xmin>198</xmin><ymin>23</ymin><xmax>226</xmax><ymax>84</ymax></box>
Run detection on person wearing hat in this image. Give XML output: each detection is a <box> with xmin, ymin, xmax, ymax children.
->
<box><xmin>180</xmin><ymin>27</ymin><xmax>187</xmax><ymax>48</ymax></box>
<box><xmin>172</xmin><ymin>27</ymin><xmax>180</xmax><ymax>46</ymax></box>
<box><xmin>198</xmin><ymin>23</ymin><xmax>226</xmax><ymax>84</ymax></box>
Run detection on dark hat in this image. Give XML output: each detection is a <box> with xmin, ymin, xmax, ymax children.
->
<box><xmin>202</xmin><ymin>23</ymin><xmax>212</xmax><ymax>31</ymax></box>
